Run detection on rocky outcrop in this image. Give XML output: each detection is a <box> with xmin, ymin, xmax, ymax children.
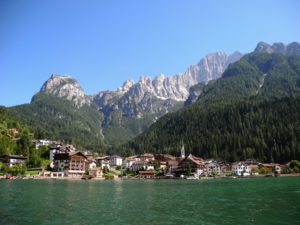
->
<box><xmin>39</xmin><ymin>51</ymin><xmax>243</xmax><ymax>119</ymax></box>
<box><xmin>39</xmin><ymin>50</ymin><xmax>242</xmax><ymax>118</ymax></box>
<box><xmin>92</xmin><ymin>51</ymin><xmax>242</xmax><ymax>117</ymax></box>
<box><xmin>255</xmin><ymin>42</ymin><xmax>300</xmax><ymax>56</ymax></box>
<box><xmin>185</xmin><ymin>83</ymin><xmax>206</xmax><ymax>105</ymax></box>
<box><xmin>40</xmin><ymin>74</ymin><xmax>91</xmax><ymax>108</ymax></box>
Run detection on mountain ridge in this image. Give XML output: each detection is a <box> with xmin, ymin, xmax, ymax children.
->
<box><xmin>37</xmin><ymin>50</ymin><xmax>242</xmax><ymax>145</ymax></box>
<box><xmin>7</xmin><ymin>41</ymin><xmax>300</xmax><ymax>149</ymax></box>
<box><xmin>126</xmin><ymin>50</ymin><xmax>300</xmax><ymax>162</ymax></box>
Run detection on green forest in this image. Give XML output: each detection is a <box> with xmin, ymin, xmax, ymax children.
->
<box><xmin>124</xmin><ymin>53</ymin><xmax>300</xmax><ymax>163</ymax></box>
<box><xmin>8</xmin><ymin>93</ymin><xmax>104</xmax><ymax>151</ymax></box>
<box><xmin>0</xmin><ymin>107</ymin><xmax>49</xmax><ymax>171</ymax></box>
<box><xmin>2</xmin><ymin>51</ymin><xmax>300</xmax><ymax>164</ymax></box>
<box><xmin>127</xmin><ymin>97</ymin><xmax>300</xmax><ymax>163</ymax></box>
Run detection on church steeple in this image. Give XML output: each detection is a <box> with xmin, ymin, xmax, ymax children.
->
<box><xmin>181</xmin><ymin>144</ymin><xmax>185</xmax><ymax>159</ymax></box>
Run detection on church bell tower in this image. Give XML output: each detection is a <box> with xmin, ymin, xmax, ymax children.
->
<box><xmin>181</xmin><ymin>144</ymin><xmax>185</xmax><ymax>159</ymax></box>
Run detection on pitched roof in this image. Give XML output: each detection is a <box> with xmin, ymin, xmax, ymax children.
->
<box><xmin>3</xmin><ymin>155</ymin><xmax>27</xmax><ymax>160</ymax></box>
<box><xmin>87</xmin><ymin>156</ymin><xmax>96</xmax><ymax>162</ymax></box>
<box><xmin>69</xmin><ymin>151</ymin><xmax>87</xmax><ymax>158</ymax></box>
<box><xmin>95</xmin><ymin>156</ymin><xmax>109</xmax><ymax>160</ymax></box>
<box><xmin>179</xmin><ymin>154</ymin><xmax>204</xmax><ymax>167</ymax></box>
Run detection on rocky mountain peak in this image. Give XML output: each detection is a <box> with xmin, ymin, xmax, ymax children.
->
<box><xmin>39</xmin><ymin>49</ymin><xmax>243</xmax><ymax>118</ymax></box>
<box><xmin>139</xmin><ymin>76</ymin><xmax>152</xmax><ymax>86</ymax></box>
<box><xmin>286</xmin><ymin>42</ymin><xmax>300</xmax><ymax>56</ymax></box>
<box><xmin>40</xmin><ymin>74</ymin><xmax>90</xmax><ymax>108</ymax></box>
<box><xmin>254</xmin><ymin>41</ymin><xmax>300</xmax><ymax>56</ymax></box>
<box><xmin>255</xmin><ymin>42</ymin><xmax>273</xmax><ymax>53</ymax></box>
<box><xmin>117</xmin><ymin>79</ymin><xmax>135</xmax><ymax>93</ymax></box>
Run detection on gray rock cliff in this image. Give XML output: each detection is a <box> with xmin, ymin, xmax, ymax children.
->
<box><xmin>40</xmin><ymin>74</ymin><xmax>91</xmax><ymax>108</ymax></box>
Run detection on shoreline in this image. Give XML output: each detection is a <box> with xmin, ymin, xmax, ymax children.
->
<box><xmin>1</xmin><ymin>173</ymin><xmax>299</xmax><ymax>181</ymax></box>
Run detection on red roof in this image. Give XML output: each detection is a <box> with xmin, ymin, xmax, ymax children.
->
<box><xmin>87</xmin><ymin>156</ymin><xmax>96</xmax><ymax>162</ymax></box>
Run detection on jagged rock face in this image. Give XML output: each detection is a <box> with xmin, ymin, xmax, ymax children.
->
<box><xmin>185</xmin><ymin>83</ymin><xmax>206</xmax><ymax>105</ymax></box>
<box><xmin>40</xmin><ymin>74</ymin><xmax>90</xmax><ymax>108</ymax></box>
<box><xmin>116</xmin><ymin>79</ymin><xmax>134</xmax><ymax>93</ymax></box>
<box><xmin>93</xmin><ymin>51</ymin><xmax>242</xmax><ymax>117</ymax></box>
<box><xmin>255</xmin><ymin>42</ymin><xmax>300</xmax><ymax>56</ymax></box>
<box><xmin>40</xmin><ymin>51</ymin><xmax>242</xmax><ymax>118</ymax></box>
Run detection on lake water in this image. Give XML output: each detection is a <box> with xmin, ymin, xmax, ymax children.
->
<box><xmin>1</xmin><ymin>177</ymin><xmax>300</xmax><ymax>225</ymax></box>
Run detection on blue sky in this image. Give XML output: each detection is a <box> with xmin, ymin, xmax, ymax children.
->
<box><xmin>0</xmin><ymin>0</ymin><xmax>299</xmax><ymax>107</ymax></box>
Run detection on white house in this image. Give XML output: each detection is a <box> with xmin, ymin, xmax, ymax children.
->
<box><xmin>89</xmin><ymin>168</ymin><xmax>103</xmax><ymax>178</ymax></box>
<box><xmin>35</xmin><ymin>139</ymin><xmax>51</xmax><ymax>149</ymax></box>
<box><xmin>110</xmin><ymin>155</ymin><xmax>123</xmax><ymax>167</ymax></box>
<box><xmin>195</xmin><ymin>167</ymin><xmax>205</xmax><ymax>177</ymax></box>
<box><xmin>86</xmin><ymin>157</ymin><xmax>97</xmax><ymax>170</ymax></box>
<box><xmin>122</xmin><ymin>156</ymin><xmax>140</xmax><ymax>169</ymax></box>
<box><xmin>205</xmin><ymin>162</ymin><xmax>221</xmax><ymax>176</ymax></box>
<box><xmin>130</xmin><ymin>161</ymin><xmax>154</xmax><ymax>172</ymax></box>
<box><xmin>232</xmin><ymin>162</ymin><xmax>251</xmax><ymax>176</ymax></box>
<box><xmin>3</xmin><ymin>155</ymin><xmax>27</xmax><ymax>167</ymax></box>
<box><xmin>96</xmin><ymin>156</ymin><xmax>110</xmax><ymax>169</ymax></box>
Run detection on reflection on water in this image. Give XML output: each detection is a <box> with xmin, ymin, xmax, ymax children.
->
<box><xmin>0</xmin><ymin>177</ymin><xmax>300</xmax><ymax>225</ymax></box>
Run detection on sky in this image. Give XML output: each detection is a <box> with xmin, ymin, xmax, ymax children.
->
<box><xmin>0</xmin><ymin>0</ymin><xmax>299</xmax><ymax>107</ymax></box>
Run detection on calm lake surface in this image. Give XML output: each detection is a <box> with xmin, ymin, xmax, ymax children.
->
<box><xmin>1</xmin><ymin>177</ymin><xmax>300</xmax><ymax>225</ymax></box>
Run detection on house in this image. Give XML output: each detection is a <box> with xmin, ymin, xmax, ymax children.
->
<box><xmin>86</xmin><ymin>157</ymin><xmax>97</xmax><ymax>170</ymax></box>
<box><xmin>139</xmin><ymin>153</ymin><xmax>155</xmax><ymax>162</ymax></box>
<box><xmin>67</xmin><ymin>152</ymin><xmax>87</xmax><ymax>176</ymax></box>
<box><xmin>52</xmin><ymin>152</ymin><xmax>68</xmax><ymax>172</ymax></box>
<box><xmin>110</xmin><ymin>155</ymin><xmax>123</xmax><ymax>167</ymax></box>
<box><xmin>89</xmin><ymin>167</ymin><xmax>103</xmax><ymax>178</ymax></box>
<box><xmin>220</xmin><ymin>163</ymin><xmax>232</xmax><ymax>176</ymax></box>
<box><xmin>176</xmin><ymin>154</ymin><xmax>205</xmax><ymax>177</ymax></box>
<box><xmin>159</xmin><ymin>161</ymin><xmax>167</xmax><ymax>171</ymax></box>
<box><xmin>2</xmin><ymin>155</ymin><xmax>27</xmax><ymax>167</ymax></box>
<box><xmin>53</xmin><ymin>151</ymin><xmax>87</xmax><ymax>177</ymax></box>
<box><xmin>155</xmin><ymin>154</ymin><xmax>177</xmax><ymax>162</ymax></box>
<box><xmin>83</xmin><ymin>150</ymin><xmax>93</xmax><ymax>157</ymax></box>
<box><xmin>49</xmin><ymin>143</ymin><xmax>76</xmax><ymax>168</ymax></box>
<box><xmin>166</xmin><ymin>160</ymin><xmax>180</xmax><ymax>176</ymax></box>
<box><xmin>35</xmin><ymin>139</ymin><xmax>51</xmax><ymax>149</ymax></box>
<box><xmin>130</xmin><ymin>161</ymin><xmax>154</xmax><ymax>172</ymax></box>
<box><xmin>205</xmin><ymin>161</ymin><xmax>221</xmax><ymax>177</ymax></box>
<box><xmin>139</xmin><ymin>170</ymin><xmax>156</xmax><ymax>179</ymax></box>
<box><xmin>274</xmin><ymin>164</ymin><xmax>282</xmax><ymax>174</ymax></box>
<box><xmin>122</xmin><ymin>156</ymin><xmax>140</xmax><ymax>169</ymax></box>
<box><xmin>232</xmin><ymin>162</ymin><xmax>251</xmax><ymax>176</ymax></box>
<box><xmin>259</xmin><ymin>163</ymin><xmax>282</xmax><ymax>174</ymax></box>
<box><xmin>95</xmin><ymin>156</ymin><xmax>110</xmax><ymax>169</ymax></box>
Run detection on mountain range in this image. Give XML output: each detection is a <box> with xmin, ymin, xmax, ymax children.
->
<box><xmin>126</xmin><ymin>42</ymin><xmax>300</xmax><ymax>163</ymax></box>
<box><xmin>12</xmin><ymin>50</ymin><xmax>242</xmax><ymax>147</ymax></box>
<box><xmin>4</xmin><ymin>41</ymin><xmax>300</xmax><ymax>159</ymax></box>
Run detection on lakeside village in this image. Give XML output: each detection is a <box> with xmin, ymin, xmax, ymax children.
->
<box><xmin>1</xmin><ymin>139</ymin><xmax>300</xmax><ymax>180</ymax></box>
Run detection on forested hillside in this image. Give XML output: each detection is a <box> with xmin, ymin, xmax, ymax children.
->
<box><xmin>8</xmin><ymin>93</ymin><xmax>104</xmax><ymax>151</ymax></box>
<box><xmin>0</xmin><ymin>107</ymin><xmax>34</xmax><ymax>157</ymax></box>
<box><xmin>125</xmin><ymin>53</ymin><xmax>300</xmax><ymax>163</ymax></box>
